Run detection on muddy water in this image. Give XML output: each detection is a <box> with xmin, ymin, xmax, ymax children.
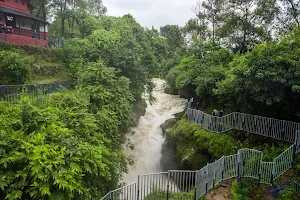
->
<box><xmin>123</xmin><ymin>79</ymin><xmax>186</xmax><ymax>184</ymax></box>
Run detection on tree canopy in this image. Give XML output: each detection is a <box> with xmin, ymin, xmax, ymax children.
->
<box><xmin>163</xmin><ymin>0</ymin><xmax>300</xmax><ymax>121</ymax></box>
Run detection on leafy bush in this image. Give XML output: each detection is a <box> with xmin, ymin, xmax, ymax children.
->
<box><xmin>143</xmin><ymin>188</ymin><xmax>194</xmax><ymax>200</ymax></box>
<box><xmin>164</xmin><ymin>30</ymin><xmax>300</xmax><ymax>120</ymax></box>
<box><xmin>0</xmin><ymin>50</ymin><xmax>32</xmax><ymax>84</ymax></box>
<box><xmin>0</xmin><ymin>61</ymin><xmax>137</xmax><ymax>199</ymax></box>
<box><xmin>164</xmin><ymin>48</ymin><xmax>233</xmax><ymax>104</ymax></box>
<box><xmin>230</xmin><ymin>180</ymin><xmax>249</xmax><ymax>200</ymax></box>
<box><xmin>279</xmin><ymin>185</ymin><xmax>298</xmax><ymax>200</ymax></box>
<box><xmin>166</xmin><ymin>119</ymin><xmax>242</xmax><ymax>169</ymax></box>
<box><xmin>0</xmin><ymin>41</ymin><xmax>62</xmax><ymax>66</ymax></box>
<box><xmin>214</xmin><ymin>37</ymin><xmax>300</xmax><ymax>116</ymax></box>
<box><xmin>76</xmin><ymin>60</ymin><xmax>135</xmax><ymax>139</ymax></box>
<box><xmin>0</xmin><ymin>95</ymin><xmax>111</xmax><ymax>199</ymax></box>
<box><xmin>62</xmin><ymin>15</ymin><xmax>165</xmax><ymax>100</ymax></box>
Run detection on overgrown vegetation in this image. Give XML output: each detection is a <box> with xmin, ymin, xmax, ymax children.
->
<box><xmin>0</xmin><ymin>58</ymin><xmax>136</xmax><ymax>199</ymax></box>
<box><xmin>0</xmin><ymin>50</ymin><xmax>32</xmax><ymax>85</ymax></box>
<box><xmin>0</xmin><ymin>42</ymin><xmax>66</xmax><ymax>84</ymax></box>
<box><xmin>161</xmin><ymin>0</ymin><xmax>300</xmax><ymax>122</ymax></box>
<box><xmin>160</xmin><ymin>2</ymin><xmax>300</xmax><ymax>196</ymax></box>
<box><xmin>2</xmin><ymin>0</ymin><xmax>300</xmax><ymax>198</ymax></box>
<box><xmin>0</xmin><ymin>4</ymin><xmax>167</xmax><ymax>200</ymax></box>
<box><xmin>165</xmin><ymin>117</ymin><xmax>291</xmax><ymax>170</ymax></box>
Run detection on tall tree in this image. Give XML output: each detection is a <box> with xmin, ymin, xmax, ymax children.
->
<box><xmin>87</xmin><ymin>0</ymin><xmax>107</xmax><ymax>16</ymax></box>
<box><xmin>160</xmin><ymin>25</ymin><xmax>185</xmax><ymax>57</ymax></box>
<box><xmin>277</xmin><ymin>0</ymin><xmax>300</xmax><ymax>32</ymax></box>
<box><xmin>50</xmin><ymin>0</ymin><xmax>106</xmax><ymax>37</ymax></box>
<box><xmin>27</xmin><ymin>0</ymin><xmax>50</xmax><ymax>21</ymax></box>
<box><xmin>218</xmin><ymin>0</ymin><xmax>278</xmax><ymax>53</ymax></box>
<box><xmin>188</xmin><ymin>0</ymin><xmax>224</xmax><ymax>42</ymax></box>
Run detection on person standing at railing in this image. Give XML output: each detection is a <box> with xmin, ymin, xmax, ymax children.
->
<box><xmin>218</xmin><ymin>109</ymin><xmax>223</xmax><ymax>133</ymax></box>
<box><xmin>212</xmin><ymin>109</ymin><xmax>218</xmax><ymax>129</ymax></box>
<box><xmin>196</xmin><ymin>101</ymin><xmax>200</xmax><ymax>110</ymax></box>
<box><xmin>187</xmin><ymin>97</ymin><xmax>194</xmax><ymax>109</ymax></box>
<box><xmin>219</xmin><ymin>109</ymin><xmax>223</xmax><ymax>117</ymax></box>
<box><xmin>212</xmin><ymin>109</ymin><xmax>218</xmax><ymax>116</ymax></box>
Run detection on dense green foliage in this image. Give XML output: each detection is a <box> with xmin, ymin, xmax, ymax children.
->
<box><xmin>0</xmin><ymin>42</ymin><xmax>63</xmax><ymax>67</ymax></box>
<box><xmin>0</xmin><ymin>42</ymin><xmax>66</xmax><ymax>84</ymax></box>
<box><xmin>0</xmin><ymin>59</ymin><xmax>136</xmax><ymax>199</ymax></box>
<box><xmin>163</xmin><ymin>30</ymin><xmax>300</xmax><ymax>121</ymax></box>
<box><xmin>159</xmin><ymin>1</ymin><xmax>300</xmax><ymax>196</ymax></box>
<box><xmin>165</xmin><ymin>115</ymin><xmax>291</xmax><ymax>170</ymax></box>
<box><xmin>0</xmin><ymin>2</ymin><xmax>167</xmax><ymax>199</ymax></box>
<box><xmin>61</xmin><ymin>15</ymin><xmax>166</xmax><ymax>99</ymax></box>
<box><xmin>143</xmin><ymin>189</ymin><xmax>194</xmax><ymax>200</ymax></box>
<box><xmin>4</xmin><ymin>0</ymin><xmax>300</xmax><ymax>198</ymax></box>
<box><xmin>0</xmin><ymin>50</ymin><xmax>32</xmax><ymax>85</ymax></box>
<box><xmin>230</xmin><ymin>178</ymin><xmax>275</xmax><ymax>200</ymax></box>
<box><xmin>160</xmin><ymin>0</ymin><xmax>300</xmax><ymax>121</ymax></box>
<box><xmin>230</xmin><ymin>180</ymin><xmax>249</xmax><ymax>200</ymax></box>
<box><xmin>279</xmin><ymin>185</ymin><xmax>298</xmax><ymax>200</ymax></box>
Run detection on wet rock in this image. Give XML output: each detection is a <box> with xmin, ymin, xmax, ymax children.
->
<box><xmin>160</xmin><ymin>118</ymin><xmax>177</xmax><ymax>135</ymax></box>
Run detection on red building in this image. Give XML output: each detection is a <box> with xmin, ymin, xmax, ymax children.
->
<box><xmin>0</xmin><ymin>0</ymin><xmax>48</xmax><ymax>47</ymax></box>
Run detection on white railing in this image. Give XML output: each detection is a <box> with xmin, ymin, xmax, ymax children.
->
<box><xmin>101</xmin><ymin>144</ymin><xmax>296</xmax><ymax>200</ymax></box>
<box><xmin>187</xmin><ymin>103</ymin><xmax>300</xmax><ymax>151</ymax></box>
<box><xmin>101</xmin><ymin>102</ymin><xmax>300</xmax><ymax>199</ymax></box>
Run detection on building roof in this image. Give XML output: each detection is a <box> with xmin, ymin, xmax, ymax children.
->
<box><xmin>0</xmin><ymin>6</ymin><xmax>49</xmax><ymax>24</ymax></box>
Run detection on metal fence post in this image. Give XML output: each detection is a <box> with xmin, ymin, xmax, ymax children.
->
<box><xmin>236</xmin><ymin>152</ymin><xmax>240</xmax><ymax>181</ymax></box>
<box><xmin>232</xmin><ymin>113</ymin><xmax>236</xmax><ymax>130</ymax></box>
<box><xmin>194</xmin><ymin>169</ymin><xmax>198</xmax><ymax>200</ymax></box>
<box><xmin>294</xmin><ymin>131</ymin><xmax>300</xmax><ymax>154</ymax></box>
<box><xmin>271</xmin><ymin>161</ymin><xmax>275</xmax><ymax>185</ymax></box>
<box><xmin>137</xmin><ymin>175</ymin><xmax>140</xmax><ymax>200</ymax></box>
<box><xmin>222</xmin><ymin>156</ymin><xmax>225</xmax><ymax>181</ymax></box>
<box><xmin>212</xmin><ymin>161</ymin><xmax>216</xmax><ymax>188</ymax></box>
<box><xmin>166</xmin><ymin>171</ymin><xmax>170</xmax><ymax>200</ymax></box>
<box><xmin>292</xmin><ymin>143</ymin><xmax>297</xmax><ymax>167</ymax></box>
<box><xmin>205</xmin><ymin>163</ymin><xmax>208</xmax><ymax>194</ymax></box>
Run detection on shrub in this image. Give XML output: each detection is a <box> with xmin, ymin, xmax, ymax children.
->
<box><xmin>279</xmin><ymin>185</ymin><xmax>298</xmax><ymax>200</ymax></box>
<box><xmin>0</xmin><ymin>50</ymin><xmax>32</xmax><ymax>84</ymax></box>
<box><xmin>230</xmin><ymin>180</ymin><xmax>249</xmax><ymax>200</ymax></box>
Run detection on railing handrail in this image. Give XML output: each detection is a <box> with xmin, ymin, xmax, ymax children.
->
<box><xmin>188</xmin><ymin>102</ymin><xmax>300</xmax><ymax>144</ymax></box>
<box><xmin>0</xmin><ymin>80</ymin><xmax>73</xmax><ymax>87</ymax></box>
<box><xmin>189</xmin><ymin>108</ymin><xmax>300</xmax><ymax>126</ymax></box>
<box><xmin>233</xmin><ymin>111</ymin><xmax>300</xmax><ymax>125</ymax></box>
<box><xmin>110</xmin><ymin>182</ymin><xmax>138</xmax><ymax>193</ymax></box>
<box><xmin>101</xmin><ymin>144</ymin><xmax>297</xmax><ymax>199</ymax></box>
<box><xmin>101</xmin><ymin>101</ymin><xmax>300</xmax><ymax>199</ymax></box>
<box><xmin>140</xmin><ymin>172</ymin><xmax>168</xmax><ymax>176</ymax></box>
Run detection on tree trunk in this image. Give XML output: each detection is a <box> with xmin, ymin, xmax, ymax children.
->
<box><xmin>61</xmin><ymin>0</ymin><xmax>68</xmax><ymax>37</ymax></box>
<box><xmin>212</xmin><ymin>16</ymin><xmax>215</xmax><ymax>43</ymax></box>
<box><xmin>42</xmin><ymin>0</ymin><xmax>46</xmax><ymax>21</ymax></box>
<box><xmin>288</xmin><ymin>0</ymin><xmax>300</xmax><ymax>28</ymax></box>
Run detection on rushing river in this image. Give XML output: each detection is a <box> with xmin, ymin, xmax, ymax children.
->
<box><xmin>123</xmin><ymin>79</ymin><xmax>186</xmax><ymax>184</ymax></box>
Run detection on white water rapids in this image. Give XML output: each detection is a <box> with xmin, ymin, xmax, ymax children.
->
<box><xmin>123</xmin><ymin>79</ymin><xmax>187</xmax><ymax>184</ymax></box>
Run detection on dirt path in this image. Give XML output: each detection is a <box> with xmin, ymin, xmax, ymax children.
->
<box><xmin>205</xmin><ymin>185</ymin><xmax>231</xmax><ymax>200</ymax></box>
